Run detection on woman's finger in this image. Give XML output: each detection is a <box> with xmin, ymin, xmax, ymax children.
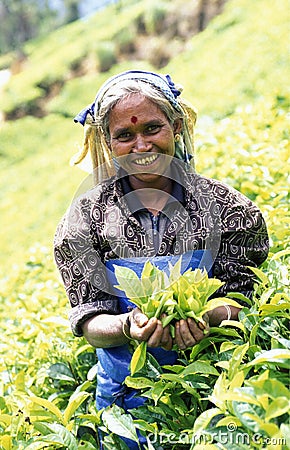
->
<box><xmin>130</xmin><ymin>316</ymin><xmax>157</xmax><ymax>341</ymax></box>
<box><xmin>147</xmin><ymin>320</ymin><xmax>164</xmax><ymax>347</ymax></box>
<box><xmin>160</xmin><ymin>325</ymin><xmax>173</xmax><ymax>351</ymax></box>
<box><xmin>174</xmin><ymin>321</ymin><xmax>187</xmax><ymax>350</ymax></box>
<box><xmin>131</xmin><ymin>308</ymin><xmax>148</xmax><ymax>328</ymax></box>
<box><xmin>186</xmin><ymin>318</ymin><xmax>205</xmax><ymax>343</ymax></box>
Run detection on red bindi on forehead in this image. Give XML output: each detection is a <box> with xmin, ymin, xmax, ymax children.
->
<box><xmin>131</xmin><ymin>116</ymin><xmax>138</xmax><ymax>124</ymax></box>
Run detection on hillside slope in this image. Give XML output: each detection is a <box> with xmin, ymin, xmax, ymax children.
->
<box><xmin>0</xmin><ymin>0</ymin><xmax>226</xmax><ymax>120</ymax></box>
<box><xmin>168</xmin><ymin>0</ymin><xmax>289</xmax><ymax>115</ymax></box>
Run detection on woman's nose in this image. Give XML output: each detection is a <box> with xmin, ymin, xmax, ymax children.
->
<box><xmin>132</xmin><ymin>134</ymin><xmax>152</xmax><ymax>152</ymax></box>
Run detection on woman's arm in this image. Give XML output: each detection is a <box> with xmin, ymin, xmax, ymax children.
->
<box><xmin>82</xmin><ymin>313</ymin><xmax>130</xmax><ymax>348</ymax></box>
<box><xmin>82</xmin><ymin>305</ymin><xmax>241</xmax><ymax>350</ymax></box>
<box><xmin>54</xmin><ymin>196</ymin><xmax>120</xmax><ymax>337</ymax></box>
<box><xmin>207</xmin><ymin>304</ymin><xmax>241</xmax><ymax>326</ymax></box>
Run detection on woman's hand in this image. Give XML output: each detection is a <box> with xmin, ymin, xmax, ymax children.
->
<box><xmin>174</xmin><ymin>316</ymin><xmax>209</xmax><ymax>350</ymax></box>
<box><xmin>129</xmin><ymin>308</ymin><xmax>173</xmax><ymax>350</ymax></box>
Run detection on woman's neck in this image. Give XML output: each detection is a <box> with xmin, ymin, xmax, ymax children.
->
<box><xmin>128</xmin><ymin>175</ymin><xmax>173</xmax><ymax>216</ymax></box>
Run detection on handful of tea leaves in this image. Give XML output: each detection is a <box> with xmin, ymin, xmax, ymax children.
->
<box><xmin>114</xmin><ymin>258</ymin><xmax>240</xmax><ymax>374</ymax></box>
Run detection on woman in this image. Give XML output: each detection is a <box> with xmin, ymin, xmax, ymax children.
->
<box><xmin>54</xmin><ymin>70</ymin><xmax>269</xmax><ymax>448</ymax></box>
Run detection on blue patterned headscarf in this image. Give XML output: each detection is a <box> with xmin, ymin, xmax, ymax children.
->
<box><xmin>74</xmin><ymin>70</ymin><xmax>182</xmax><ymax>126</ymax></box>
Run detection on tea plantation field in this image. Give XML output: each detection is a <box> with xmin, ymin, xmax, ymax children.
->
<box><xmin>0</xmin><ymin>0</ymin><xmax>289</xmax><ymax>448</ymax></box>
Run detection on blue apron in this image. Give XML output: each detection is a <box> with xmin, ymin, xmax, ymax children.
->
<box><xmin>97</xmin><ymin>250</ymin><xmax>212</xmax><ymax>449</ymax></box>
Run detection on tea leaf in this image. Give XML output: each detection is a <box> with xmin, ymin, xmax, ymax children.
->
<box><xmin>219</xmin><ymin>319</ymin><xmax>246</xmax><ymax>333</ymax></box>
<box><xmin>161</xmin><ymin>313</ymin><xmax>177</xmax><ymax>328</ymax></box>
<box><xmin>47</xmin><ymin>362</ymin><xmax>75</xmax><ymax>382</ymax></box>
<box><xmin>27</xmin><ymin>423</ymin><xmax>78</xmax><ymax>449</ymax></box>
<box><xmin>159</xmin><ymin>374</ymin><xmax>200</xmax><ymax>397</ymax></box>
<box><xmin>228</xmin><ymin>342</ymin><xmax>249</xmax><ymax>380</ymax></box>
<box><xmin>168</xmin><ymin>257</ymin><xmax>182</xmax><ymax>282</ymax></box>
<box><xmin>148</xmin><ymin>380</ymin><xmax>172</xmax><ymax>405</ymax></box>
<box><xmin>0</xmin><ymin>415</ymin><xmax>11</xmax><ymax>427</ymax></box>
<box><xmin>125</xmin><ymin>376</ymin><xmax>155</xmax><ymax>390</ymax></box>
<box><xmin>130</xmin><ymin>341</ymin><xmax>147</xmax><ymax>375</ymax></box>
<box><xmin>246</xmin><ymin>349</ymin><xmax>290</xmax><ymax>367</ymax></box>
<box><xmin>216</xmin><ymin>416</ymin><xmax>241</xmax><ymax>428</ymax></box>
<box><xmin>114</xmin><ymin>264</ymin><xmax>146</xmax><ymax>300</ymax></box>
<box><xmin>154</xmin><ymin>292</ymin><xmax>172</xmax><ymax>318</ymax></box>
<box><xmin>265</xmin><ymin>397</ymin><xmax>290</xmax><ymax>421</ymax></box>
<box><xmin>226</xmin><ymin>292</ymin><xmax>252</xmax><ymax>305</ymax></box>
<box><xmin>205</xmin><ymin>279</ymin><xmax>225</xmax><ymax>298</ymax></box>
<box><xmin>182</xmin><ymin>361</ymin><xmax>219</xmax><ymax>377</ymax></box>
<box><xmin>141</xmin><ymin>260</ymin><xmax>155</xmax><ymax>279</ymax></box>
<box><xmin>133</xmin><ymin>419</ymin><xmax>157</xmax><ymax>434</ymax></box>
<box><xmin>248</xmin><ymin>266</ymin><xmax>269</xmax><ymax>285</ymax></box>
<box><xmin>63</xmin><ymin>391</ymin><xmax>91</xmax><ymax>425</ymax></box>
<box><xmin>102</xmin><ymin>404</ymin><xmax>139</xmax><ymax>443</ymax></box>
<box><xmin>29</xmin><ymin>396</ymin><xmax>63</xmax><ymax>423</ymax></box>
<box><xmin>193</xmin><ymin>408</ymin><xmax>221</xmax><ymax>434</ymax></box>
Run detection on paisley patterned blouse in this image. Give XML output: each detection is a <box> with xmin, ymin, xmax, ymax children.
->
<box><xmin>54</xmin><ymin>166</ymin><xmax>269</xmax><ymax>336</ymax></box>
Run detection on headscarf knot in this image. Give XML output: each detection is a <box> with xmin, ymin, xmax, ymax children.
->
<box><xmin>165</xmin><ymin>74</ymin><xmax>181</xmax><ymax>98</ymax></box>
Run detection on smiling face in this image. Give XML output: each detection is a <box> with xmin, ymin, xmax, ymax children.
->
<box><xmin>108</xmin><ymin>94</ymin><xmax>182</xmax><ymax>190</ymax></box>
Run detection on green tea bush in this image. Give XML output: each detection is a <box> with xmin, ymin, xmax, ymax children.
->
<box><xmin>0</xmin><ymin>245</ymin><xmax>99</xmax><ymax>449</ymax></box>
<box><xmin>99</xmin><ymin>255</ymin><xmax>290</xmax><ymax>450</ymax></box>
<box><xmin>0</xmin><ymin>0</ymin><xmax>289</xmax><ymax>448</ymax></box>
<box><xmin>195</xmin><ymin>94</ymin><xmax>289</xmax><ymax>252</ymax></box>
<box><xmin>0</xmin><ymin>0</ymin><xmax>144</xmax><ymax>116</ymax></box>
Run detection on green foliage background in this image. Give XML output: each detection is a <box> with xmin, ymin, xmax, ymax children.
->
<box><xmin>0</xmin><ymin>0</ymin><xmax>289</xmax><ymax>448</ymax></box>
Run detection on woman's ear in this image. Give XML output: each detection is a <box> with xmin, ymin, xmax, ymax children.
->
<box><xmin>173</xmin><ymin>118</ymin><xmax>183</xmax><ymax>134</ymax></box>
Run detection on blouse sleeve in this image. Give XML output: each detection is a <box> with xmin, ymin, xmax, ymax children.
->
<box><xmin>213</xmin><ymin>199</ymin><xmax>269</xmax><ymax>302</ymax></box>
<box><xmin>54</xmin><ymin>196</ymin><xmax>119</xmax><ymax>336</ymax></box>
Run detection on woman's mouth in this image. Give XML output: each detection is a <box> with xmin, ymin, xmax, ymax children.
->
<box><xmin>133</xmin><ymin>153</ymin><xmax>159</xmax><ymax>166</ymax></box>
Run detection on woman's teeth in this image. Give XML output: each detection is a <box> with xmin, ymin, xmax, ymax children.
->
<box><xmin>135</xmin><ymin>154</ymin><xmax>158</xmax><ymax>166</ymax></box>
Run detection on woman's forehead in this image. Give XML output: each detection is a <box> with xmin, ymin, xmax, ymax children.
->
<box><xmin>111</xmin><ymin>94</ymin><xmax>165</xmax><ymax>118</ymax></box>
<box><xmin>109</xmin><ymin>96</ymin><xmax>168</xmax><ymax>130</ymax></box>
<box><xmin>115</xmin><ymin>93</ymin><xmax>152</xmax><ymax>108</ymax></box>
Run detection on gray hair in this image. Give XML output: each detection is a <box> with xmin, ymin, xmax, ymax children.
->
<box><xmin>95</xmin><ymin>79</ymin><xmax>184</xmax><ymax>141</ymax></box>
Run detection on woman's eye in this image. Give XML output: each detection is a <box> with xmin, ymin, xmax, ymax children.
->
<box><xmin>117</xmin><ymin>132</ymin><xmax>131</xmax><ymax>141</ymax></box>
<box><xmin>147</xmin><ymin>124</ymin><xmax>161</xmax><ymax>133</ymax></box>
